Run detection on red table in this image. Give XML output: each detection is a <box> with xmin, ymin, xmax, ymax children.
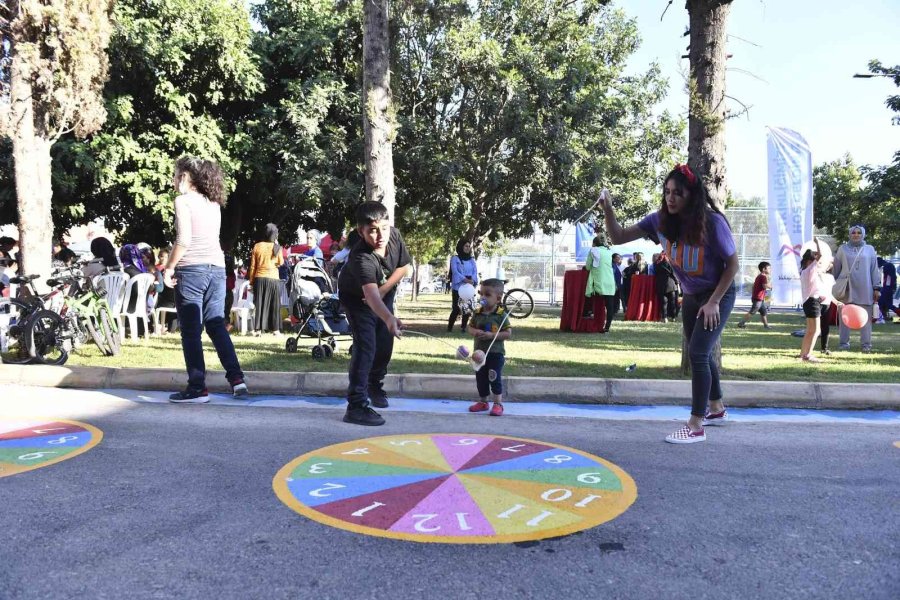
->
<box><xmin>560</xmin><ymin>270</ymin><xmax>607</xmax><ymax>333</ymax></box>
<box><xmin>624</xmin><ymin>274</ymin><xmax>660</xmax><ymax>322</ymax></box>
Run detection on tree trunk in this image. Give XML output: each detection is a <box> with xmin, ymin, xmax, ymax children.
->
<box><xmin>362</xmin><ymin>0</ymin><xmax>396</xmax><ymax>222</ymax></box>
<box><xmin>411</xmin><ymin>256</ymin><xmax>419</xmax><ymax>302</ymax></box>
<box><xmin>10</xmin><ymin>46</ymin><xmax>54</xmax><ymax>291</ymax></box>
<box><xmin>686</xmin><ymin>0</ymin><xmax>732</xmax><ymax>211</ymax></box>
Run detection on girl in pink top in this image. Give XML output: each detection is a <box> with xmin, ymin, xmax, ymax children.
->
<box><xmin>799</xmin><ymin>238</ymin><xmax>837</xmax><ymax>363</ymax></box>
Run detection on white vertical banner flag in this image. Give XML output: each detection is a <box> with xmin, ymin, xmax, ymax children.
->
<box><xmin>766</xmin><ymin>127</ymin><xmax>813</xmax><ymax>306</ymax></box>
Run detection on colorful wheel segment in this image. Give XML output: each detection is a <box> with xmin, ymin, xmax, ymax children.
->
<box><xmin>273</xmin><ymin>434</ymin><xmax>637</xmax><ymax>544</ymax></box>
<box><xmin>0</xmin><ymin>419</ymin><xmax>103</xmax><ymax>478</ymax></box>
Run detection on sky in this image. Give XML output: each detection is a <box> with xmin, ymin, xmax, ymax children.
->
<box><xmin>622</xmin><ymin>0</ymin><xmax>900</xmax><ymax>200</ymax></box>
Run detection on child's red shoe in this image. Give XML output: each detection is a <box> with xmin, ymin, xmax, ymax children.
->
<box><xmin>489</xmin><ymin>403</ymin><xmax>504</xmax><ymax>417</ymax></box>
<box><xmin>469</xmin><ymin>401</ymin><xmax>489</xmax><ymax>413</ymax></box>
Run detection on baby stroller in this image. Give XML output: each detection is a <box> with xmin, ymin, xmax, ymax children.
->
<box><xmin>285</xmin><ymin>256</ymin><xmax>351</xmax><ymax>359</ymax></box>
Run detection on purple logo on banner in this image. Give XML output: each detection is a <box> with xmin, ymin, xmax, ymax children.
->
<box><xmin>575</xmin><ymin>222</ymin><xmax>594</xmax><ymax>262</ymax></box>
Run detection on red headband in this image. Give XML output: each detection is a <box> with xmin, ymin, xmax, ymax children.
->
<box><xmin>675</xmin><ymin>164</ymin><xmax>697</xmax><ymax>186</ymax></box>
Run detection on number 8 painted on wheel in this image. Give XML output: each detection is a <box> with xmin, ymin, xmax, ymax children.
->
<box><xmin>544</xmin><ymin>454</ymin><xmax>572</xmax><ymax>464</ymax></box>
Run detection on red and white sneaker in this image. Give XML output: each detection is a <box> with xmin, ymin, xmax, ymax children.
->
<box><xmin>469</xmin><ymin>401</ymin><xmax>490</xmax><ymax>413</ymax></box>
<box><xmin>665</xmin><ymin>425</ymin><xmax>706</xmax><ymax>444</ymax></box>
<box><xmin>702</xmin><ymin>409</ymin><xmax>728</xmax><ymax>427</ymax></box>
<box><xmin>489</xmin><ymin>403</ymin><xmax>504</xmax><ymax>417</ymax></box>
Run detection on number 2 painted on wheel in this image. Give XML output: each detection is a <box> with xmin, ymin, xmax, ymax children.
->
<box><xmin>309</xmin><ymin>482</ymin><xmax>345</xmax><ymax>498</ymax></box>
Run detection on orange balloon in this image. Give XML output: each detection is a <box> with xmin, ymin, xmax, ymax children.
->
<box><xmin>841</xmin><ymin>305</ymin><xmax>869</xmax><ymax>330</ymax></box>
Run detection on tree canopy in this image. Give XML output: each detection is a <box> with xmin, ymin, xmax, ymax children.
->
<box><xmin>2</xmin><ymin>0</ymin><xmax>684</xmax><ymax>260</ymax></box>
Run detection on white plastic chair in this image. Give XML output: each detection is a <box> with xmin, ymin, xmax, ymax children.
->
<box><xmin>154</xmin><ymin>306</ymin><xmax>178</xmax><ymax>335</ymax></box>
<box><xmin>118</xmin><ymin>273</ymin><xmax>155</xmax><ymax>341</ymax></box>
<box><xmin>96</xmin><ymin>271</ymin><xmax>130</xmax><ymax>319</ymax></box>
<box><xmin>230</xmin><ymin>279</ymin><xmax>255</xmax><ymax>335</ymax></box>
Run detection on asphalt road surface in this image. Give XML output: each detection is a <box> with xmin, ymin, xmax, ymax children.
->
<box><xmin>1</xmin><ymin>385</ymin><xmax>898</xmax><ymax>600</ymax></box>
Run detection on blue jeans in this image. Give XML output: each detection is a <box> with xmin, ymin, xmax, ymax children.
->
<box><xmin>174</xmin><ymin>265</ymin><xmax>244</xmax><ymax>391</ymax></box>
<box><xmin>342</xmin><ymin>290</ymin><xmax>397</xmax><ymax>408</ymax></box>
<box><xmin>681</xmin><ymin>283</ymin><xmax>736</xmax><ymax>417</ymax></box>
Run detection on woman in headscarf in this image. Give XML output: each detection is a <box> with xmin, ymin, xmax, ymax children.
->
<box><xmin>248</xmin><ymin>223</ymin><xmax>285</xmax><ymax>335</ymax></box>
<box><xmin>584</xmin><ymin>233</ymin><xmax>616</xmax><ymax>333</ymax></box>
<box><xmin>833</xmin><ymin>225</ymin><xmax>880</xmax><ymax>352</ymax></box>
<box><xmin>82</xmin><ymin>237</ymin><xmax>120</xmax><ymax>279</ymax></box>
<box><xmin>447</xmin><ymin>238</ymin><xmax>478</xmax><ymax>332</ymax></box>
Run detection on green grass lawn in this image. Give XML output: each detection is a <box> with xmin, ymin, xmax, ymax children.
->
<box><xmin>66</xmin><ymin>296</ymin><xmax>900</xmax><ymax>383</ymax></box>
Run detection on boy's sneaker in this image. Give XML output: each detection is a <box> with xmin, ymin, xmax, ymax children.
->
<box><xmin>368</xmin><ymin>389</ymin><xmax>389</xmax><ymax>409</ymax></box>
<box><xmin>469</xmin><ymin>401</ymin><xmax>490</xmax><ymax>413</ymax></box>
<box><xmin>489</xmin><ymin>403</ymin><xmax>504</xmax><ymax>417</ymax></box>
<box><xmin>702</xmin><ymin>409</ymin><xmax>728</xmax><ymax>426</ymax></box>
<box><xmin>343</xmin><ymin>405</ymin><xmax>385</xmax><ymax>426</ymax></box>
<box><xmin>169</xmin><ymin>388</ymin><xmax>209</xmax><ymax>403</ymax></box>
<box><xmin>838</xmin><ymin>343</ymin><xmax>851</xmax><ymax>350</ymax></box>
<box><xmin>231</xmin><ymin>379</ymin><xmax>249</xmax><ymax>398</ymax></box>
<box><xmin>665</xmin><ymin>425</ymin><xmax>706</xmax><ymax>444</ymax></box>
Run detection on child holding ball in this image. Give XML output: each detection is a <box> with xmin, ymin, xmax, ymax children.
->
<box><xmin>467</xmin><ymin>279</ymin><xmax>512</xmax><ymax>416</ymax></box>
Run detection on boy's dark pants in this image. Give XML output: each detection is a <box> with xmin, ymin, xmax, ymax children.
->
<box><xmin>476</xmin><ymin>352</ymin><xmax>505</xmax><ymax>398</ymax></box>
<box><xmin>342</xmin><ymin>291</ymin><xmax>396</xmax><ymax>408</ymax></box>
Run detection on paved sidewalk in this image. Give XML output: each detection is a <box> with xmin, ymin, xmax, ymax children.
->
<box><xmin>3</xmin><ymin>364</ymin><xmax>899</xmax><ymax>410</ymax></box>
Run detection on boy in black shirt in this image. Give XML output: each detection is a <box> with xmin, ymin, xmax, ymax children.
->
<box><xmin>338</xmin><ymin>202</ymin><xmax>410</xmax><ymax>426</ymax></box>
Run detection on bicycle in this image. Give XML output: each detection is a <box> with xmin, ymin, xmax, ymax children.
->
<box><xmin>502</xmin><ymin>287</ymin><xmax>535</xmax><ymax>319</ymax></box>
<box><xmin>47</xmin><ymin>267</ymin><xmax>121</xmax><ymax>357</ymax></box>
<box><xmin>0</xmin><ymin>274</ymin><xmax>68</xmax><ymax>365</ymax></box>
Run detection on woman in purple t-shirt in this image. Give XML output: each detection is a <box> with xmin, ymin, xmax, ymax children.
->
<box><xmin>599</xmin><ymin>164</ymin><xmax>738</xmax><ymax>445</ymax></box>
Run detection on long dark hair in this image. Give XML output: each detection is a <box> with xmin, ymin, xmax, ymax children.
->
<box><xmin>658</xmin><ymin>165</ymin><xmax>729</xmax><ymax>247</ymax></box>
<box><xmin>260</xmin><ymin>223</ymin><xmax>280</xmax><ymax>258</ymax></box>
<box><xmin>90</xmin><ymin>237</ymin><xmax>118</xmax><ymax>267</ymax></box>
<box><xmin>175</xmin><ymin>156</ymin><xmax>227</xmax><ymax>206</ymax></box>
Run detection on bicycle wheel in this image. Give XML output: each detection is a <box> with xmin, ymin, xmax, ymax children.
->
<box><xmin>0</xmin><ymin>299</ymin><xmax>36</xmax><ymax>364</ymax></box>
<box><xmin>25</xmin><ymin>309</ymin><xmax>69</xmax><ymax>365</ymax></box>
<box><xmin>84</xmin><ymin>315</ymin><xmax>111</xmax><ymax>356</ymax></box>
<box><xmin>503</xmin><ymin>288</ymin><xmax>535</xmax><ymax>319</ymax></box>
<box><xmin>98</xmin><ymin>305</ymin><xmax>121</xmax><ymax>356</ymax></box>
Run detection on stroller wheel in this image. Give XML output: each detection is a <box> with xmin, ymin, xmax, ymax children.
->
<box><xmin>285</xmin><ymin>338</ymin><xmax>298</xmax><ymax>353</ymax></box>
<box><xmin>328</xmin><ymin>337</ymin><xmax>337</xmax><ymax>350</ymax></box>
<box><xmin>311</xmin><ymin>344</ymin><xmax>326</xmax><ymax>360</ymax></box>
<box><xmin>347</xmin><ymin>344</ymin><xmax>353</xmax><ymax>357</ymax></box>
<box><xmin>322</xmin><ymin>344</ymin><xmax>334</xmax><ymax>359</ymax></box>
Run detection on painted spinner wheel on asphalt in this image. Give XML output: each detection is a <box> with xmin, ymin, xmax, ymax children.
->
<box><xmin>274</xmin><ymin>434</ymin><xmax>637</xmax><ymax>544</ymax></box>
<box><xmin>0</xmin><ymin>419</ymin><xmax>103</xmax><ymax>478</ymax></box>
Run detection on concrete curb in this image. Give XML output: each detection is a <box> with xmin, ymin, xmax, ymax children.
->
<box><xmin>2</xmin><ymin>364</ymin><xmax>899</xmax><ymax>411</ymax></box>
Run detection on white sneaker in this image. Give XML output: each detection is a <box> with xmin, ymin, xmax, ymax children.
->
<box><xmin>665</xmin><ymin>425</ymin><xmax>706</xmax><ymax>444</ymax></box>
<box><xmin>702</xmin><ymin>409</ymin><xmax>728</xmax><ymax>426</ymax></box>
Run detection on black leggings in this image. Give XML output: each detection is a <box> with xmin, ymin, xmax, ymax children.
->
<box><xmin>658</xmin><ymin>291</ymin><xmax>677</xmax><ymax>319</ymax></box>
<box><xmin>448</xmin><ymin>289</ymin><xmax>470</xmax><ymax>331</ymax></box>
<box><xmin>601</xmin><ymin>295</ymin><xmax>615</xmax><ymax>331</ymax></box>
<box><xmin>820</xmin><ymin>302</ymin><xmax>832</xmax><ymax>351</ymax></box>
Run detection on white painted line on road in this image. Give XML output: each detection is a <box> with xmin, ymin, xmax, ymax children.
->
<box><xmin>2</xmin><ymin>384</ymin><xmax>897</xmax><ymax>425</ymax></box>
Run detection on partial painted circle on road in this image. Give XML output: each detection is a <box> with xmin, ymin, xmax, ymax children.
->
<box><xmin>0</xmin><ymin>419</ymin><xmax>103</xmax><ymax>478</ymax></box>
<box><xmin>273</xmin><ymin>434</ymin><xmax>637</xmax><ymax>543</ymax></box>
